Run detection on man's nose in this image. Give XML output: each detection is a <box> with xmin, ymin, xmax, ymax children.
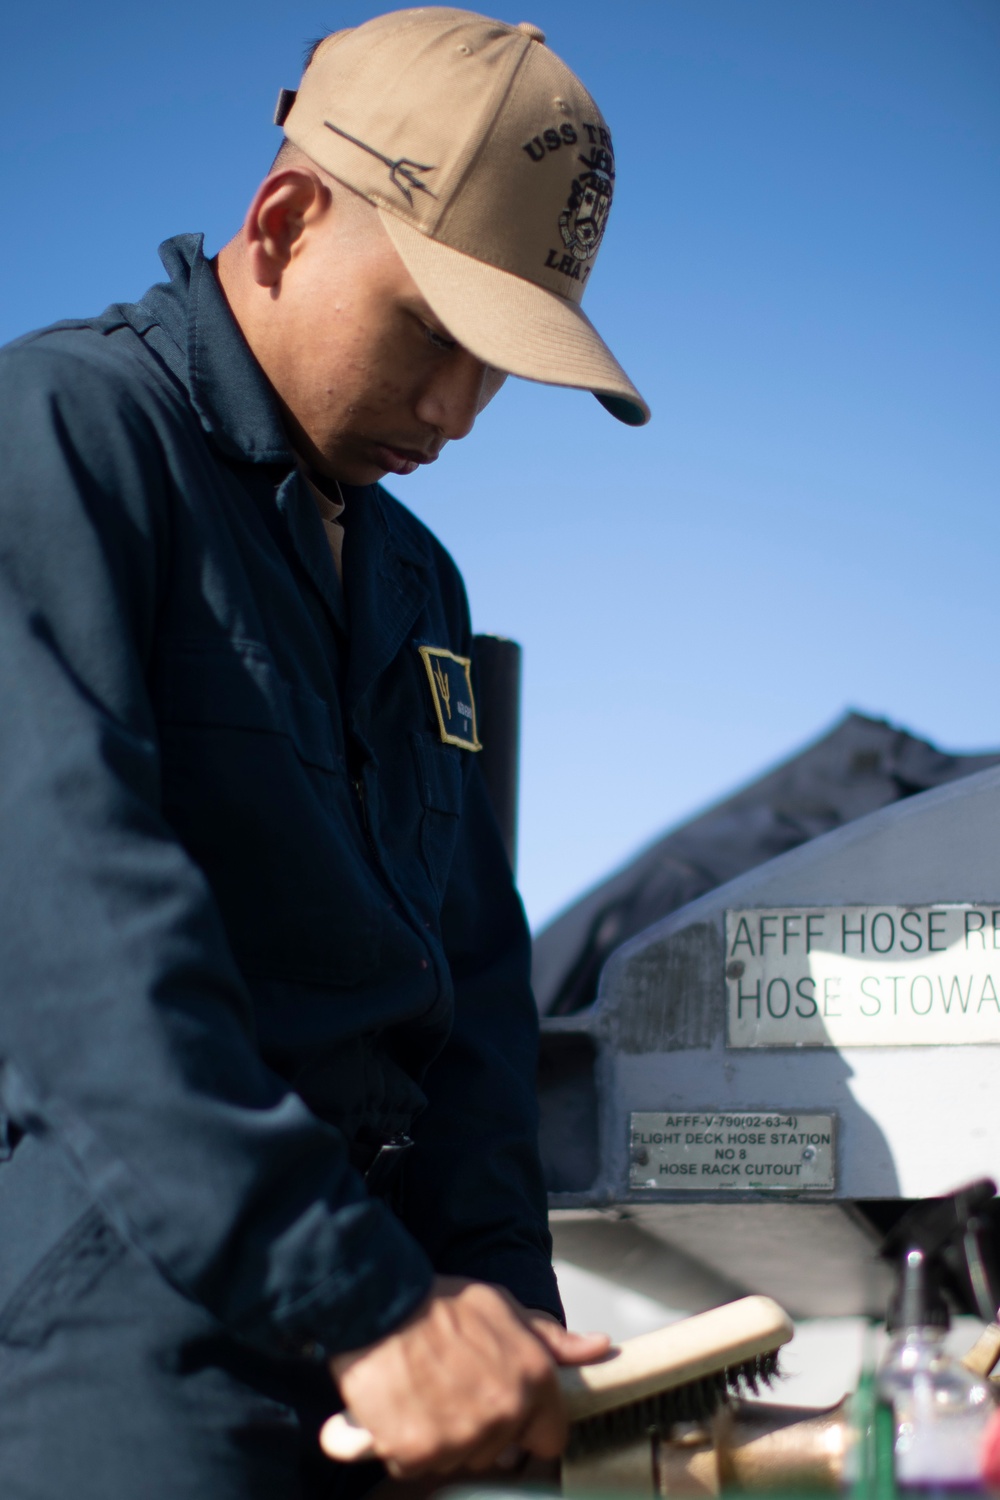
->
<box><xmin>416</xmin><ymin>351</ymin><xmax>491</xmax><ymax>442</ymax></box>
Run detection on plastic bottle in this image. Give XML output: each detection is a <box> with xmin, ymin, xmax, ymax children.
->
<box><xmin>878</xmin><ymin>1247</ymin><xmax>994</xmax><ymax>1489</ymax></box>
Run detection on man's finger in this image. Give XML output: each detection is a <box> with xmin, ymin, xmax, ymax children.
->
<box><xmin>494</xmin><ymin>1444</ymin><xmax>524</xmax><ymax>1471</ymax></box>
<box><xmin>517</xmin><ymin>1397</ymin><xmax>570</xmax><ymax>1462</ymax></box>
<box><xmin>527</xmin><ymin>1318</ymin><xmax>611</xmax><ymax>1366</ymax></box>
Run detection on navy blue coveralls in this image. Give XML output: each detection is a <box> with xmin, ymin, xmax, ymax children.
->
<box><xmin>0</xmin><ymin>235</ymin><xmax>560</xmax><ymax>1499</ymax></box>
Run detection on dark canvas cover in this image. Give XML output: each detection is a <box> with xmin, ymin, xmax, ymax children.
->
<box><xmin>533</xmin><ymin>713</ymin><xmax>1000</xmax><ymax>1017</ymax></box>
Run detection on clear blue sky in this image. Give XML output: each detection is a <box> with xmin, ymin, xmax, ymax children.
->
<box><xmin>4</xmin><ymin>1</ymin><xmax>998</xmax><ymax>928</ymax></box>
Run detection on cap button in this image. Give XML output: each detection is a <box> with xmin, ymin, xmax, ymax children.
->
<box><xmin>515</xmin><ymin>22</ymin><xmax>546</xmax><ymax>43</ymax></box>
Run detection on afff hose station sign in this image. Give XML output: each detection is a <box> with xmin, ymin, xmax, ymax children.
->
<box><xmin>629</xmin><ymin>1111</ymin><xmax>836</xmax><ymax>1193</ymax></box>
<box><xmin>726</xmin><ymin>905</ymin><xmax>1000</xmax><ymax>1047</ymax></box>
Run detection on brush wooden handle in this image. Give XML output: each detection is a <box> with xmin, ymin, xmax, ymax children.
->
<box><xmin>962</xmin><ymin>1321</ymin><xmax>1000</xmax><ymax>1379</ymax></box>
<box><xmin>557</xmin><ymin>1294</ymin><xmax>793</xmax><ymax>1421</ymax></box>
<box><xmin>321</xmin><ymin>1412</ymin><xmax>383</xmax><ymax>1463</ymax></box>
<box><xmin>320</xmin><ymin>1294</ymin><xmax>793</xmax><ymax>1463</ymax></box>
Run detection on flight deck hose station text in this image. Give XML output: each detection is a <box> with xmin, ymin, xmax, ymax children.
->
<box><xmin>629</xmin><ymin>1111</ymin><xmax>836</xmax><ymax>1192</ymax></box>
<box><xmin>725</xmin><ymin>905</ymin><xmax>1000</xmax><ymax>1047</ymax></box>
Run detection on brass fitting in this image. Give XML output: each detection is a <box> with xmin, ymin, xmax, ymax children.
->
<box><xmin>562</xmin><ymin>1400</ymin><xmax>854</xmax><ymax>1496</ymax></box>
<box><xmin>709</xmin><ymin>1400</ymin><xmax>852</xmax><ymax>1494</ymax></box>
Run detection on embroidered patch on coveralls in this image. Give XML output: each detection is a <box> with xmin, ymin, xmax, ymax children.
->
<box><xmin>417</xmin><ymin>646</ymin><xmax>482</xmax><ymax>751</ymax></box>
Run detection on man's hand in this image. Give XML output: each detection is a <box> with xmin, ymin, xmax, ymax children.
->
<box><xmin>329</xmin><ymin>1276</ymin><xmax>609</xmax><ymax>1478</ymax></box>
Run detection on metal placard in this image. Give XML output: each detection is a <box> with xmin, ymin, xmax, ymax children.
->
<box><xmin>726</xmin><ymin>905</ymin><xmax>1000</xmax><ymax>1048</ymax></box>
<box><xmin>630</xmin><ymin>1110</ymin><xmax>836</xmax><ymax>1192</ymax></box>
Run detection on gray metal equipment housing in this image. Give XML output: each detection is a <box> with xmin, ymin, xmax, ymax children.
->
<box><xmin>539</xmin><ymin>765</ymin><xmax>1000</xmax><ymax>1317</ymax></box>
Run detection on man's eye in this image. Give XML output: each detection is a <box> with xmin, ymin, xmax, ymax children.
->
<box><xmin>425</xmin><ymin>324</ymin><xmax>457</xmax><ymax>351</ymax></box>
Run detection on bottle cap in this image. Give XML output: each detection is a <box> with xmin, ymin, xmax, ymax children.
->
<box><xmin>886</xmin><ymin>1246</ymin><xmax>951</xmax><ymax>1333</ymax></box>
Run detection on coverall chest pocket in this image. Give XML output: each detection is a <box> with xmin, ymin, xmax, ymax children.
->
<box><xmin>411</xmin><ymin>735</ymin><xmax>464</xmax><ymax>902</ymax></box>
<box><xmin>152</xmin><ymin>642</ymin><xmax>383</xmax><ymax>985</ymax></box>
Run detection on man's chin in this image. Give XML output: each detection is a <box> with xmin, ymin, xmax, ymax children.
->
<box><xmin>315</xmin><ymin>456</ymin><xmax>391</xmax><ymax>487</ymax></box>
<box><xmin>334</xmin><ymin>463</ymin><xmax>391</xmax><ymax>486</ymax></box>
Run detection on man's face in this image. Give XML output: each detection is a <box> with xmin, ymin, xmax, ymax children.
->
<box><xmin>252</xmin><ymin>190</ymin><xmax>507</xmax><ymax>485</ymax></box>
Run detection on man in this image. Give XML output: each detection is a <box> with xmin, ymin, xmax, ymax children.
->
<box><xmin>0</xmin><ymin>9</ymin><xmax>648</xmax><ymax>1498</ymax></box>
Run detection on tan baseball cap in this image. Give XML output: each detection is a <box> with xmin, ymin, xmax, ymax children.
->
<box><xmin>275</xmin><ymin>7</ymin><xmax>649</xmax><ymax>426</ymax></box>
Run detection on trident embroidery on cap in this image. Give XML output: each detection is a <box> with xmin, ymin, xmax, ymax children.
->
<box><xmin>323</xmin><ymin>120</ymin><xmax>437</xmax><ymax>207</ymax></box>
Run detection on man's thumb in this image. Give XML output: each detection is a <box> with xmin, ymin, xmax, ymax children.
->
<box><xmin>530</xmin><ymin>1320</ymin><xmax>611</xmax><ymax>1366</ymax></box>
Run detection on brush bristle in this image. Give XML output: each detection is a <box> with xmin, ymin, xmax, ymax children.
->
<box><xmin>565</xmin><ymin>1349</ymin><xmax>782</xmax><ymax>1460</ymax></box>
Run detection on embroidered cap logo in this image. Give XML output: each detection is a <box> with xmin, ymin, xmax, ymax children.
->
<box><xmin>559</xmin><ymin>145</ymin><xmax>614</xmax><ymax>263</ymax></box>
<box><xmin>323</xmin><ymin>120</ymin><xmax>437</xmax><ymax>207</ymax></box>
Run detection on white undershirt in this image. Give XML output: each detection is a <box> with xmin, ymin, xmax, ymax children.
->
<box><xmin>299</xmin><ymin>468</ymin><xmax>346</xmax><ymax>581</ymax></box>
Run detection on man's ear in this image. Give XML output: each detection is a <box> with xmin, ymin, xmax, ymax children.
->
<box><xmin>243</xmin><ymin>169</ymin><xmax>328</xmax><ymax>289</ymax></box>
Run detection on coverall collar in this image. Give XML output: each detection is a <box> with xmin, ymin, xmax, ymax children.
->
<box><xmin>151</xmin><ymin>234</ymin><xmax>293</xmax><ymax>466</ymax></box>
<box><xmin>344</xmin><ymin>478</ymin><xmax>430</xmax><ymax>709</ymax></box>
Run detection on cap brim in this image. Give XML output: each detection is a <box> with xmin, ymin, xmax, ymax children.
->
<box><xmin>379</xmin><ymin>212</ymin><xmax>650</xmax><ymax>428</ymax></box>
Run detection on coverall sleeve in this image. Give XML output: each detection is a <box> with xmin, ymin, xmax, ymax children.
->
<box><xmin>401</xmin><ymin>674</ymin><xmax>564</xmax><ymax>1324</ymax></box>
<box><xmin>0</xmin><ymin>338</ymin><xmax>433</xmax><ymax>1357</ymax></box>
